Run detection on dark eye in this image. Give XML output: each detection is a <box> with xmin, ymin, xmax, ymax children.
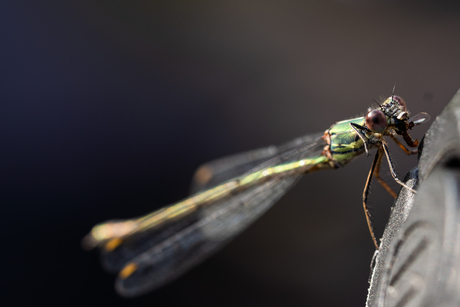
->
<box><xmin>392</xmin><ymin>95</ymin><xmax>407</xmax><ymax>111</ymax></box>
<box><xmin>365</xmin><ymin>109</ymin><xmax>387</xmax><ymax>133</ymax></box>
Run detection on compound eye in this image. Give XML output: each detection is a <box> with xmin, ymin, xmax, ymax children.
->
<box><xmin>392</xmin><ymin>95</ymin><xmax>407</xmax><ymax>112</ymax></box>
<box><xmin>365</xmin><ymin>109</ymin><xmax>387</xmax><ymax>133</ymax></box>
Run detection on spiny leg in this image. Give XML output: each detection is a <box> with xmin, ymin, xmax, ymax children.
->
<box><xmin>350</xmin><ymin>123</ymin><xmax>371</xmax><ymax>155</ymax></box>
<box><xmin>373</xmin><ymin>148</ymin><xmax>397</xmax><ymax>199</ymax></box>
<box><xmin>382</xmin><ymin>143</ymin><xmax>417</xmax><ymax>194</ymax></box>
<box><xmin>388</xmin><ymin>133</ymin><xmax>417</xmax><ymax>155</ymax></box>
<box><xmin>363</xmin><ymin>148</ymin><xmax>382</xmax><ymax>250</ymax></box>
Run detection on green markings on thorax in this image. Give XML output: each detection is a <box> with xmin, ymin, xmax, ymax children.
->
<box><xmin>327</xmin><ymin>117</ymin><xmax>366</xmax><ymax>165</ymax></box>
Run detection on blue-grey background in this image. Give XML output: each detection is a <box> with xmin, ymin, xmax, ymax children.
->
<box><xmin>2</xmin><ymin>1</ymin><xmax>459</xmax><ymax>306</ymax></box>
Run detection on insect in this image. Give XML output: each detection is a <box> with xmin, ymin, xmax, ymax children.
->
<box><xmin>83</xmin><ymin>94</ymin><xmax>430</xmax><ymax>297</ymax></box>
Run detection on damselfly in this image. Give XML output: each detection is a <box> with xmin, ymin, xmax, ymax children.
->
<box><xmin>83</xmin><ymin>94</ymin><xmax>430</xmax><ymax>297</ymax></box>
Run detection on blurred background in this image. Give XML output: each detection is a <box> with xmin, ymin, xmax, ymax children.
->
<box><xmin>2</xmin><ymin>1</ymin><xmax>460</xmax><ymax>306</ymax></box>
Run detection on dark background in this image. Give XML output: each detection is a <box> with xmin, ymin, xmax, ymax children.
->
<box><xmin>2</xmin><ymin>1</ymin><xmax>459</xmax><ymax>306</ymax></box>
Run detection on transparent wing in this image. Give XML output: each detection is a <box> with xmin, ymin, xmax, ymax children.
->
<box><xmin>190</xmin><ymin>133</ymin><xmax>324</xmax><ymax>193</ymax></box>
<box><xmin>97</xmin><ymin>132</ymin><xmax>327</xmax><ymax>297</ymax></box>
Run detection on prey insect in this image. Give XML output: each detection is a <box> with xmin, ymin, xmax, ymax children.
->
<box><xmin>83</xmin><ymin>94</ymin><xmax>430</xmax><ymax>297</ymax></box>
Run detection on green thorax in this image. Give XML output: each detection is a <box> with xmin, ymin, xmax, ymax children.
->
<box><xmin>328</xmin><ymin>117</ymin><xmax>366</xmax><ymax>165</ymax></box>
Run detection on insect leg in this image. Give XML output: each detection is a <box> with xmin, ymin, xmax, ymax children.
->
<box><xmin>388</xmin><ymin>133</ymin><xmax>417</xmax><ymax>155</ymax></box>
<box><xmin>350</xmin><ymin>123</ymin><xmax>371</xmax><ymax>155</ymax></box>
<box><xmin>373</xmin><ymin>149</ymin><xmax>397</xmax><ymax>199</ymax></box>
<box><xmin>363</xmin><ymin>148</ymin><xmax>382</xmax><ymax>250</ymax></box>
<box><xmin>382</xmin><ymin>143</ymin><xmax>417</xmax><ymax>194</ymax></box>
